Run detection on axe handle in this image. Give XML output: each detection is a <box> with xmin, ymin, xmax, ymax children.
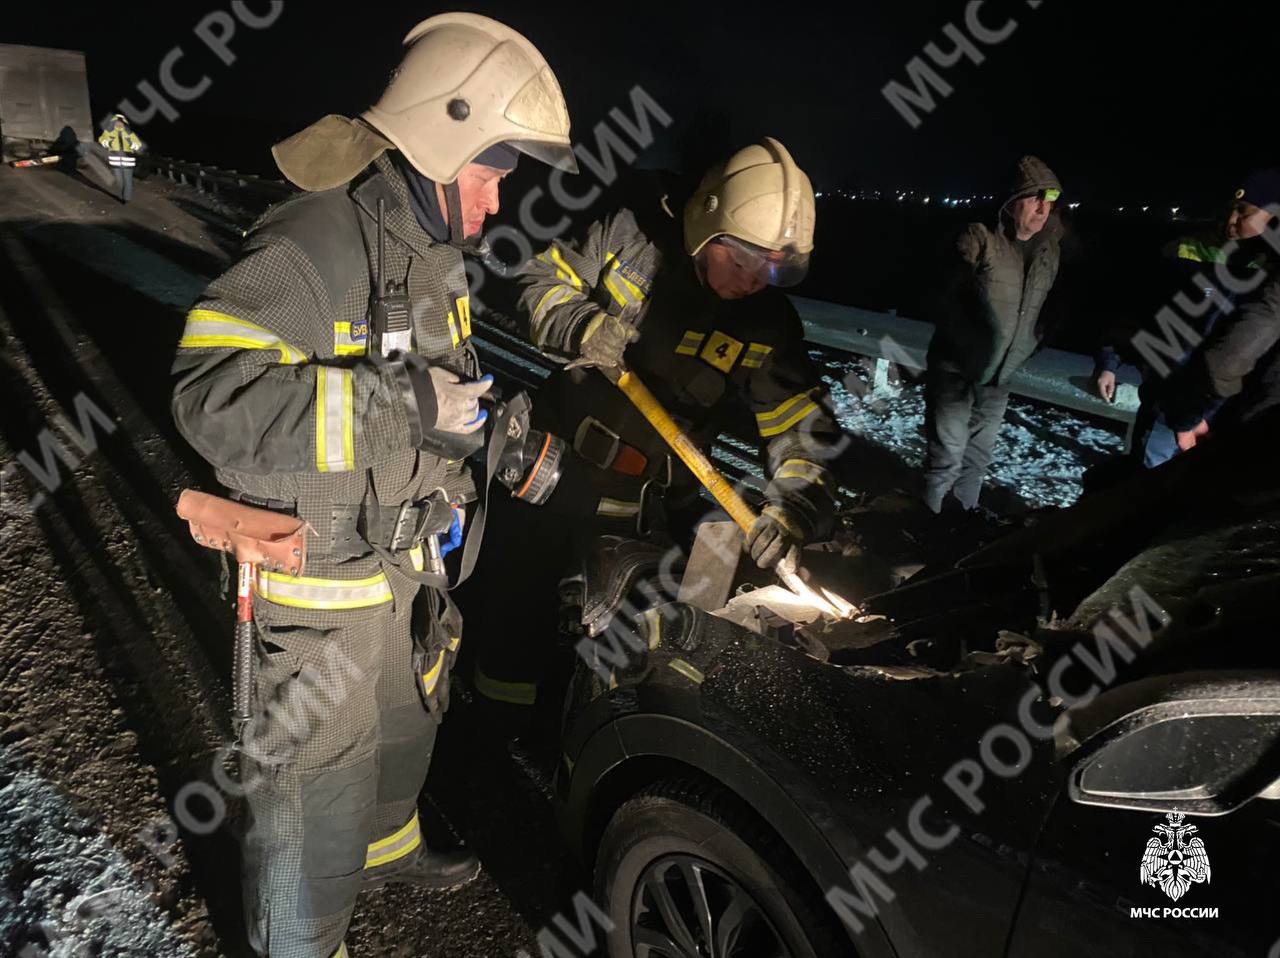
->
<box><xmin>233</xmin><ymin>562</ymin><xmax>255</xmax><ymax>733</ymax></box>
<box><xmin>615</xmin><ymin>370</ymin><xmax>759</xmax><ymax>532</ymax></box>
<box><xmin>613</xmin><ymin>367</ymin><xmax>853</xmax><ymax>620</ymax></box>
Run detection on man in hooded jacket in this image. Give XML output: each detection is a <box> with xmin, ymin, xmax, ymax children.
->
<box><xmin>922</xmin><ymin>155</ymin><xmax>1064</xmax><ymax>514</ymax></box>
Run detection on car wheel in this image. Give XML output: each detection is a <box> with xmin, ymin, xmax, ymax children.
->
<box><xmin>595</xmin><ymin>779</ymin><xmax>850</xmax><ymax>958</ymax></box>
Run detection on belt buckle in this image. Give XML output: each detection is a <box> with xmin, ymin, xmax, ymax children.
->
<box><xmin>389</xmin><ymin>501</ymin><xmax>417</xmax><ymax>552</ymax></box>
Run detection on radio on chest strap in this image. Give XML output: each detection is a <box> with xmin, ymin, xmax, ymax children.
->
<box><xmin>370</xmin><ymin>196</ymin><xmax>413</xmax><ymax>357</ymax></box>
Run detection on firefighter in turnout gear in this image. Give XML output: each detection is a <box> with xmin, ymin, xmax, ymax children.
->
<box><xmin>98</xmin><ymin>113</ymin><xmax>141</xmax><ymax>202</ymax></box>
<box><xmin>169</xmin><ymin>14</ymin><xmax>575</xmax><ymax>958</ymax></box>
<box><xmin>525</xmin><ymin>138</ymin><xmax>838</xmax><ymax>563</ymax></box>
<box><xmin>469</xmin><ymin>139</ymin><xmax>840</xmax><ymax>706</ymax></box>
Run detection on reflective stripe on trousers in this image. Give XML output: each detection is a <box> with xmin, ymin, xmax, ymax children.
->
<box><xmin>364</xmin><ymin>810</ymin><xmax>422</xmax><ymax>869</ymax></box>
<box><xmin>255</xmin><ymin>570</ymin><xmax>392</xmax><ymax>611</ymax></box>
<box><xmin>473</xmin><ymin>664</ymin><xmax>537</xmax><ymax>706</ymax></box>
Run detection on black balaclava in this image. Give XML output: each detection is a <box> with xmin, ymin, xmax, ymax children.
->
<box><xmin>393</xmin><ymin>152</ymin><xmax>449</xmax><ymax>244</ymax></box>
<box><xmin>395</xmin><ymin>144</ymin><xmax>519</xmax><ymax>250</ymax></box>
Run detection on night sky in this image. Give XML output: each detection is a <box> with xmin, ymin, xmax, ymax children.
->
<box><xmin>3</xmin><ymin>1</ymin><xmax>1269</xmax><ymax>208</ymax></box>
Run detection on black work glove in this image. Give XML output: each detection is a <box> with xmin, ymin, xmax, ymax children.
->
<box><xmin>744</xmin><ymin>504</ymin><xmax>806</xmax><ymax>570</ymax></box>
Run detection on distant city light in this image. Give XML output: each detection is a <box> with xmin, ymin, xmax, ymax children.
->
<box><xmin>811</xmin><ymin>190</ymin><xmax>1178</xmax><ymax>217</ymax></box>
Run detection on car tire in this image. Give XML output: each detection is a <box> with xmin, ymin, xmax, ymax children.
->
<box><xmin>595</xmin><ymin>778</ymin><xmax>851</xmax><ymax>958</ymax></box>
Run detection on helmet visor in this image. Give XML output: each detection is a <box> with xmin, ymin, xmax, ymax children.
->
<box><xmin>714</xmin><ymin>234</ymin><xmax>811</xmax><ymax>288</ymax></box>
<box><xmin>510</xmin><ymin>139</ymin><xmax>579</xmax><ymax>175</ymax></box>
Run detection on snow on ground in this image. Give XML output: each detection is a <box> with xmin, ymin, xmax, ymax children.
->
<box><xmin>819</xmin><ymin>352</ymin><xmax>1129</xmax><ymax>511</ymax></box>
<box><xmin>0</xmin><ymin>753</ymin><xmax>198</xmax><ymax>958</ymax></box>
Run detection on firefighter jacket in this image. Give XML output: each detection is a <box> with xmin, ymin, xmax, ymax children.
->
<box><xmin>518</xmin><ymin>208</ymin><xmax>840</xmax><ymax>540</ymax></box>
<box><xmin>98</xmin><ymin>127</ymin><xmax>141</xmax><ymax>168</ymax></box>
<box><xmin>172</xmin><ymin>153</ymin><xmax>479</xmax><ymax>606</ymax></box>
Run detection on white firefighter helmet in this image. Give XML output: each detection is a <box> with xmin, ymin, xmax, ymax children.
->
<box><xmin>684</xmin><ymin>137</ymin><xmax>815</xmax><ymax>287</ymax></box>
<box><xmin>274</xmin><ymin>13</ymin><xmax>575</xmax><ymax>191</ymax></box>
<box><xmin>363</xmin><ymin>12</ymin><xmax>576</xmax><ymax>182</ymax></box>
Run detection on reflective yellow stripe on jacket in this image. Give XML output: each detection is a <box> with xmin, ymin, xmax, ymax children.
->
<box><xmin>179</xmin><ymin>309</ymin><xmax>307</xmax><ymax>365</ymax></box>
<box><xmin>775</xmin><ymin>458</ymin><xmax>830</xmax><ymax>485</ymax></box>
<box><xmin>674</xmin><ymin>331</ymin><xmax>705</xmax><ymax>356</ymax></box>
<box><xmin>755</xmin><ymin>391</ymin><xmax>820</xmax><ymax>438</ymax></box>
<box><xmin>741</xmin><ymin>343</ymin><xmax>774</xmax><ymax>369</ymax></box>
<box><xmin>445</xmin><ymin>294</ymin><xmax>473</xmax><ymax>347</ymax></box>
<box><xmin>255</xmin><ymin>570</ymin><xmax>391</xmax><ymax>610</ymax></box>
<box><xmin>531</xmin><ymin>246</ymin><xmax>586</xmax><ymax>346</ymax></box>
<box><xmin>547</xmin><ymin>245</ymin><xmax>584</xmax><ymax>289</ymax></box>
<box><xmin>601</xmin><ymin>252</ymin><xmax>648</xmax><ymax>309</ymax></box>
<box><xmin>315</xmin><ymin>367</ymin><xmax>355</xmax><ymax>472</ymax></box>
<box><xmin>333</xmin><ymin>321</ymin><xmax>367</xmax><ymax>357</ymax></box>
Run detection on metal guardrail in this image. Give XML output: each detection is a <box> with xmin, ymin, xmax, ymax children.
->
<box><xmin>790</xmin><ymin>294</ymin><xmax>1142</xmax><ymax>426</ymax></box>
<box><xmin>140</xmin><ymin>158</ymin><xmax>1106</xmax><ymax>483</ymax></box>
<box><xmin>141</xmin><ymin>154</ymin><xmax>295</xmax><ymax>204</ymax></box>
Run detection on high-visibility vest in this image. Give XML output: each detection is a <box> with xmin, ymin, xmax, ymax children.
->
<box><xmin>98</xmin><ymin>128</ymin><xmax>141</xmax><ymax>168</ymax></box>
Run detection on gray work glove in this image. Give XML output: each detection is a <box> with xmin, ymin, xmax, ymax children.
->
<box><xmin>399</xmin><ymin>352</ymin><xmax>493</xmax><ymax>437</ymax></box>
<box><xmin>745</xmin><ymin>504</ymin><xmax>806</xmax><ymax>570</ymax></box>
<box><xmin>575</xmin><ymin>311</ymin><xmax>638</xmax><ymax>369</ymax></box>
<box><xmin>427</xmin><ymin>368</ymin><xmax>493</xmax><ymax>434</ymax></box>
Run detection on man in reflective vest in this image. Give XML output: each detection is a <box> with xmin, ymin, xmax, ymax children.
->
<box><xmin>170</xmin><ymin>14</ymin><xmax>576</xmax><ymax>957</ymax></box>
<box><xmin>1093</xmin><ymin>170</ymin><xmax>1279</xmax><ymax>467</ymax></box>
<box><xmin>97</xmin><ymin>113</ymin><xmax>141</xmax><ymax>202</ymax></box>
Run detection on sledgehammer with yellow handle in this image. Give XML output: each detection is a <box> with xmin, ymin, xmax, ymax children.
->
<box><xmin>607</xmin><ymin>366</ymin><xmax>856</xmax><ymax>620</ymax></box>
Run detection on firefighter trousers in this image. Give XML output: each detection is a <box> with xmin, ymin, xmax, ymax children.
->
<box><xmin>238</xmin><ymin>560</ymin><xmax>457</xmax><ymax>958</ymax></box>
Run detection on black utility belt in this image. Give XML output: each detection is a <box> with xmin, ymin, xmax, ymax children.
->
<box><xmin>330</xmin><ymin>494</ymin><xmax>456</xmax><ymax>559</ymax></box>
<box><xmin>229</xmin><ymin>491</ymin><xmax>456</xmax><ymax>560</ymax></box>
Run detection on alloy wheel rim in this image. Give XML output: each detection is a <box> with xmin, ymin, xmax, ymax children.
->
<box><xmin>630</xmin><ymin>853</ymin><xmax>791</xmax><ymax>958</ymax></box>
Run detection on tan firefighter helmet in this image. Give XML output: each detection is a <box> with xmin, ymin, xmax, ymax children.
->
<box><xmin>365</xmin><ymin>12</ymin><xmax>576</xmax><ymax>181</ymax></box>
<box><xmin>684</xmin><ymin>137</ymin><xmax>815</xmax><ymax>287</ymax></box>
<box><xmin>274</xmin><ymin>13</ymin><xmax>575</xmax><ymax>191</ymax></box>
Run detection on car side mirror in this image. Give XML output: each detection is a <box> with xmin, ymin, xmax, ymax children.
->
<box><xmin>1062</xmin><ymin>672</ymin><xmax>1280</xmax><ymax>816</ymax></box>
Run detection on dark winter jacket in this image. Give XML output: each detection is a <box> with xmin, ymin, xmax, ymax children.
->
<box><xmin>1093</xmin><ymin>232</ymin><xmax>1262</xmax><ymax>378</ymax></box>
<box><xmin>928</xmin><ymin>156</ymin><xmax>1064</xmax><ymax>387</ymax></box>
<box><xmin>1164</xmin><ymin>275</ymin><xmax>1280</xmax><ymax>431</ymax></box>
